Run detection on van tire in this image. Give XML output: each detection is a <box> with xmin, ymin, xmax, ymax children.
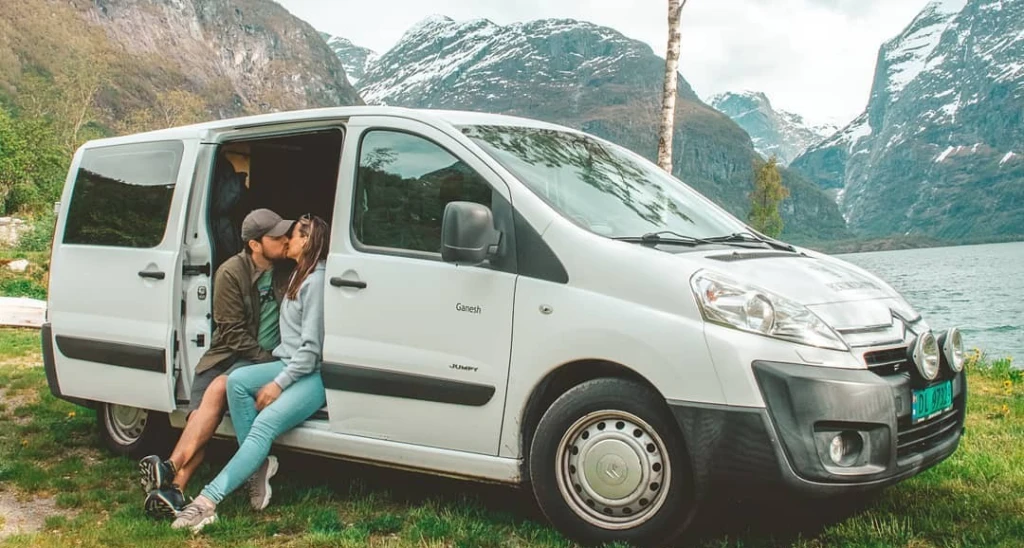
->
<box><xmin>529</xmin><ymin>378</ymin><xmax>696</xmax><ymax>547</ymax></box>
<box><xmin>97</xmin><ymin>403</ymin><xmax>173</xmax><ymax>458</ymax></box>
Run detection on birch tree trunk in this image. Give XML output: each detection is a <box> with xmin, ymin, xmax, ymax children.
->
<box><xmin>657</xmin><ymin>0</ymin><xmax>686</xmax><ymax>173</ymax></box>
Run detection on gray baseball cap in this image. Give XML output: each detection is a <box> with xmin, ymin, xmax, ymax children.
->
<box><xmin>241</xmin><ymin>209</ymin><xmax>294</xmax><ymax>242</ymax></box>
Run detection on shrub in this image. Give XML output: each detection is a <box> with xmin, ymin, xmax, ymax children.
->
<box><xmin>16</xmin><ymin>212</ymin><xmax>56</xmax><ymax>253</ymax></box>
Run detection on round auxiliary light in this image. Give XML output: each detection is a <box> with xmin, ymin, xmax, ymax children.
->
<box><xmin>911</xmin><ymin>331</ymin><xmax>941</xmax><ymax>381</ymax></box>
<box><xmin>940</xmin><ymin>327</ymin><xmax>965</xmax><ymax>373</ymax></box>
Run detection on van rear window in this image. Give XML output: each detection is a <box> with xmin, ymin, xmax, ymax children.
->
<box><xmin>62</xmin><ymin>141</ymin><xmax>183</xmax><ymax>248</ymax></box>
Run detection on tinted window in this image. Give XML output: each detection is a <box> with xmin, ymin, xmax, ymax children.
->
<box><xmin>353</xmin><ymin>130</ymin><xmax>492</xmax><ymax>253</ymax></box>
<box><xmin>63</xmin><ymin>141</ymin><xmax>183</xmax><ymax>248</ymax></box>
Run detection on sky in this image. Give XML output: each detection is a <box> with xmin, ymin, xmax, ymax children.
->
<box><xmin>276</xmin><ymin>0</ymin><xmax>934</xmax><ymax>127</ymax></box>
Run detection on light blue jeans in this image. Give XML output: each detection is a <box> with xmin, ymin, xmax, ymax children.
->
<box><xmin>200</xmin><ymin>360</ymin><xmax>325</xmax><ymax>504</ymax></box>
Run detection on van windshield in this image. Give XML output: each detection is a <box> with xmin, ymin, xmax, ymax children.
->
<box><xmin>462</xmin><ymin>125</ymin><xmax>746</xmax><ymax>240</ymax></box>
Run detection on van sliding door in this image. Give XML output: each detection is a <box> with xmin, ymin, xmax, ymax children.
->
<box><xmin>47</xmin><ymin>139</ymin><xmax>198</xmax><ymax>412</ymax></box>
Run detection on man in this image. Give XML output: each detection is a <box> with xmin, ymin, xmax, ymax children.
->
<box><xmin>140</xmin><ymin>208</ymin><xmax>295</xmax><ymax>518</ymax></box>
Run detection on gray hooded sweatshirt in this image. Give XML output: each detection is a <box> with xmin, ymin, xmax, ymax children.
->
<box><xmin>272</xmin><ymin>262</ymin><xmax>326</xmax><ymax>390</ymax></box>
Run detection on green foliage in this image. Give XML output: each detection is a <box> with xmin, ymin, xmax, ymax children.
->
<box><xmin>0</xmin><ymin>250</ymin><xmax>50</xmax><ymax>299</ymax></box>
<box><xmin>16</xmin><ymin>211</ymin><xmax>56</xmax><ymax>253</ymax></box>
<box><xmin>0</xmin><ymin>106</ymin><xmax>68</xmax><ymax>214</ymax></box>
<box><xmin>0</xmin><ymin>278</ymin><xmax>47</xmax><ymax>300</ymax></box>
<box><xmin>749</xmin><ymin>155</ymin><xmax>789</xmax><ymax>237</ymax></box>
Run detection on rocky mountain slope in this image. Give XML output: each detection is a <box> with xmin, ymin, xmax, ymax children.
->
<box><xmin>792</xmin><ymin>0</ymin><xmax>1023</xmax><ymax>240</ymax></box>
<box><xmin>344</xmin><ymin>16</ymin><xmax>847</xmax><ymax>241</ymax></box>
<box><xmin>322</xmin><ymin>34</ymin><xmax>377</xmax><ymax>86</ymax></box>
<box><xmin>0</xmin><ymin>0</ymin><xmax>362</xmax><ymax>131</ymax></box>
<box><xmin>710</xmin><ymin>91</ymin><xmax>837</xmax><ymax>166</ymax></box>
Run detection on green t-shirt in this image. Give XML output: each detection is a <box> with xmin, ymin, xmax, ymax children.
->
<box><xmin>256</xmin><ymin>269</ymin><xmax>281</xmax><ymax>351</ymax></box>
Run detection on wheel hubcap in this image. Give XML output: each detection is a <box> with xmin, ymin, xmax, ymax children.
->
<box><xmin>104</xmin><ymin>404</ymin><xmax>148</xmax><ymax>446</ymax></box>
<box><xmin>556</xmin><ymin>411</ymin><xmax>670</xmax><ymax>529</ymax></box>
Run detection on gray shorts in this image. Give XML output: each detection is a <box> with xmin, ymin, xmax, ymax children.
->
<box><xmin>187</xmin><ymin>359</ymin><xmax>252</xmax><ymax>413</ymax></box>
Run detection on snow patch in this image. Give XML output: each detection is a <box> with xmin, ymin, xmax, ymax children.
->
<box><xmin>995</xmin><ymin>62</ymin><xmax>1024</xmax><ymax>83</ymax></box>
<box><xmin>883</xmin><ymin>1</ymin><xmax>964</xmax><ymax>96</ymax></box>
<box><xmin>935</xmin><ymin>145</ymin><xmax>957</xmax><ymax>162</ymax></box>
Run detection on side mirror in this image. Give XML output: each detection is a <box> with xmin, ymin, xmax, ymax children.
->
<box><xmin>441</xmin><ymin>201</ymin><xmax>502</xmax><ymax>265</ymax></box>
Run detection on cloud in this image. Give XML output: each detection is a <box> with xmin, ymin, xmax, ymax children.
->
<box><xmin>277</xmin><ymin>0</ymin><xmax>931</xmax><ymax>126</ymax></box>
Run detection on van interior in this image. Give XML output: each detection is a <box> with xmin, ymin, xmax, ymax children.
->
<box><xmin>207</xmin><ymin>129</ymin><xmax>343</xmax><ymax>273</ymax></box>
<box><xmin>194</xmin><ymin>128</ymin><xmax>343</xmax><ymax>417</ymax></box>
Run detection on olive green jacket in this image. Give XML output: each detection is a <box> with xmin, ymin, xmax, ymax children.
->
<box><xmin>195</xmin><ymin>251</ymin><xmax>292</xmax><ymax>374</ymax></box>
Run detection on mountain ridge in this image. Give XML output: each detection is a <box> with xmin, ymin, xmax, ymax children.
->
<box><xmin>792</xmin><ymin>0</ymin><xmax>1023</xmax><ymax>240</ymax></box>
<box><xmin>0</xmin><ymin>0</ymin><xmax>363</xmax><ymax>131</ymax></box>
<box><xmin>337</xmin><ymin>16</ymin><xmax>849</xmax><ymax>241</ymax></box>
<box><xmin>710</xmin><ymin>90</ymin><xmax>837</xmax><ymax>165</ymax></box>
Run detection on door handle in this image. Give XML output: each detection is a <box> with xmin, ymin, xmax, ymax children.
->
<box><xmin>138</xmin><ymin>270</ymin><xmax>166</xmax><ymax>280</ymax></box>
<box><xmin>330</xmin><ymin>277</ymin><xmax>366</xmax><ymax>289</ymax></box>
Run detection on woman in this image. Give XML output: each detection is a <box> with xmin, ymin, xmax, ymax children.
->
<box><xmin>172</xmin><ymin>215</ymin><xmax>329</xmax><ymax>532</ymax></box>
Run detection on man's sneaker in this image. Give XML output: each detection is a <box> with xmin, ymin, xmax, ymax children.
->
<box><xmin>144</xmin><ymin>485</ymin><xmax>186</xmax><ymax>519</ymax></box>
<box><xmin>139</xmin><ymin>455</ymin><xmax>176</xmax><ymax>493</ymax></box>
<box><xmin>171</xmin><ymin>496</ymin><xmax>217</xmax><ymax>533</ymax></box>
<box><xmin>246</xmin><ymin>455</ymin><xmax>279</xmax><ymax>511</ymax></box>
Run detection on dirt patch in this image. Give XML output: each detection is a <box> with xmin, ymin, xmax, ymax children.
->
<box><xmin>1</xmin><ymin>353</ymin><xmax>43</xmax><ymax>368</ymax></box>
<box><xmin>0</xmin><ymin>386</ymin><xmax>37</xmax><ymax>425</ymax></box>
<box><xmin>0</xmin><ymin>490</ymin><xmax>61</xmax><ymax>539</ymax></box>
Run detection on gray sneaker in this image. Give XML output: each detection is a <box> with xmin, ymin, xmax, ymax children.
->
<box><xmin>247</xmin><ymin>455</ymin><xmax>279</xmax><ymax>511</ymax></box>
<box><xmin>171</xmin><ymin>497</ymin><xmax>217</xmax><ymax>532</ymax></box>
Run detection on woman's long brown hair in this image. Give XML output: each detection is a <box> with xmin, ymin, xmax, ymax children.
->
<box><xmin>285</xmin><ymin>215</ymin><xmax>330</xmax><ymax>300</ymax></box>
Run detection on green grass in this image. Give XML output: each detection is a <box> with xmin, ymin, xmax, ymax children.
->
<box><xmin>0</xmin><ymin>330</ymin><xmax>1020</xmax><ymax>547</ymax></box>
<box><xmin>0</xmin><ymin>328</ymin><xmax>42</xmax><ymax>358</ymax></box>
<box><xmin>0</xmin><ymin>250</ymin><xmax>49</xmax><ymax>300</ymax></box>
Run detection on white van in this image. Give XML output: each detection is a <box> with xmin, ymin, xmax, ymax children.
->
<box><xmin>42</xmin><ymin>106</ymin><xmax>966</xmax><ymax>546</ymax></box>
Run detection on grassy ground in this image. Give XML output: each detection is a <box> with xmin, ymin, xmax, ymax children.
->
<box><xmin>0</xmin><ymin>251</ymin><xmax>50</xmax><ymax>301</ymax></box>
<box><xmin>0</xmin><ymin>327</ymin><xmax>1020</xmax><ymax>547</ymax></box>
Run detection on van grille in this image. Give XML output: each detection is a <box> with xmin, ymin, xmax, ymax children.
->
<box><xmin>896</xmin><ymin>408</ymin><xmax>960</xmax><ymax>460</ymax></box>
<box><xmin>863</xmin><ymin>347</ymin><xmax>908</xmax><ymax>376</ymax></box>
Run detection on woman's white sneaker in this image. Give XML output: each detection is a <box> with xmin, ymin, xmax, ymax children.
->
<box><xmin>247</xmin><ymin>455</ymin><xmax>279</xmax><ymax>511</ymax></box>
<box><xmin>171</xmin><ymin>496</ymin><xmax>217</xmax><ymax>533</ymax></box>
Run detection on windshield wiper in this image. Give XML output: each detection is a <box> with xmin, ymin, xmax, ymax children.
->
<box><xmin>701</xmin><ymin>232</ymin><xmax>797</xmax><ymax>252</ymax></box>
<box><xmin>613</xmin><ymin>230</ymin><xmax>709</xmax><ymax>247</ymax></box>
<box><xmin>614</xmin><ymin>231</ymin><xmax>797</xmax><ymax>252</ymax></box>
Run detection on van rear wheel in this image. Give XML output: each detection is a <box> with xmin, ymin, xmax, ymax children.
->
<box><xmin>529</xmin><ymin>378</ymin><xmax>697</xmax><ymax>547</ymax></box>
<box><xmin>97</xmin><ymin>402</ymin><xmax>172</xmax><ymax>458</ymax></box>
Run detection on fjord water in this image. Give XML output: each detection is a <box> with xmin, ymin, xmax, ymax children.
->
<box><xmin>838</xmin><ymin>241</ymin><xmax>1023</xmax><ymax>362</ymax></box>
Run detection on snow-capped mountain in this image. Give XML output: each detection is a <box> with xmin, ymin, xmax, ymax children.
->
<box><xmin>321</xmin><ymin>33</ymin><xmax>377</xmax><ymax>86</ymax></box>
<box><xmin>710</xmin><ymin>91</ymin><xmax>837</xmax><ymax>166</ymax></box>
<box><xmin>332</xmin><ymin>16</ymin><xmax>848</xmax><ymax>241</ymax></box>
<box><xmin>793</xmin><ymin>0</ymin><xmax>1023</xmax><ymax>240</ymax></box>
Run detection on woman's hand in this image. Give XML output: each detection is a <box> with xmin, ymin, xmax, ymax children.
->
<box><xmin>256</xmin><ymin>381</ymin><xmax>283</xmax><ymax>411</ymax></box>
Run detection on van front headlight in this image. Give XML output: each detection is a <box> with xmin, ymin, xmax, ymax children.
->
<box><xmin>690</xmin><ymin>271</ymin><xmax>848</xmax><ymax>351</ymax></box>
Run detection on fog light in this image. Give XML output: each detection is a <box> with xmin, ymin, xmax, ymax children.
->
<box><xmin>910</xmin><ymin>331</ymin><xmax>941</xmax><ymax>380</ymax></box>
<box><xmin>828</xmin><ymin>431</ymin><xmax>863</xmax><ymax>466</ymax></box>
<box><xmin>939</xmin><ymin>327</ymin><xmax>965</xmax><ymax>373</ymax></box>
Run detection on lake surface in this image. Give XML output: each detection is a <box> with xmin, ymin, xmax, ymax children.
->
<box><xmin>838</xmin><ymin>241</ymin><xmax>1023</xmax><ymax>362</ymax></box>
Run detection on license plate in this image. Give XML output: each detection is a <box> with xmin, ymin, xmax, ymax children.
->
<box><xmin>912</xmin><ymin>380</ymin><xmax>953</xmax><ymax>424</ymax></box>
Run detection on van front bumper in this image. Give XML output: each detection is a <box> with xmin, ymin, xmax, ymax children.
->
<box><xmin>669</xmin><ymin>360</ymin><xmax>965</xmax><ymax>499</ymax></box>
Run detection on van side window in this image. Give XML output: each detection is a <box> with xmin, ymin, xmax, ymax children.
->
<box><xmin>353</xmin><ymin>130</ymin><xmax>492</xmax><ymax>254</ymax></box>
<box><xmin>63</xmin><ymin>141</ymin><xmax>184</xmax><ymax>248</ymax></box>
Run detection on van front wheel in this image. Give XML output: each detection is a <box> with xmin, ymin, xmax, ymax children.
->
<box><xmin>529</xmin><ymin>378</ymin><xmax>696</xmax><ymax>547</ymax></box>
<box><xmin>97</xmin><ymin>403</ymin><xmax>172</xmax><ymax>458</ymax></box>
